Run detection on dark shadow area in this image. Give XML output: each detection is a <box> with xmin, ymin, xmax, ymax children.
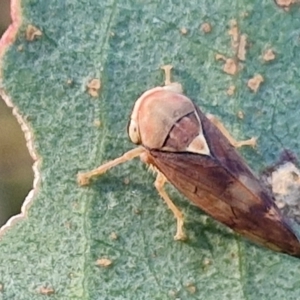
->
<box><xmin>0</xmin><ymin>0</ymin><xmax>34</xmax><ymax>226</ymax></box>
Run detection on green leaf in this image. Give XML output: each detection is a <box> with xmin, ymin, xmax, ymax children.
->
<box><xmin>1</xmin><ymin>0</ymin><xmax>300</xmax><ymax>299</ymax></box>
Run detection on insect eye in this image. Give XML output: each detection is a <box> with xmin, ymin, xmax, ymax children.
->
<box><xmin>128</xmin><ymin>120</ymin><xmax>141</xmax><ymax>144</ymax></box>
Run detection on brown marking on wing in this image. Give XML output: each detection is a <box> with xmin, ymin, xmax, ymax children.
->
<box><xmin>163</xmin><ymin>113</ymin><xmax>199</xmax><ymax>150</ymax></box>
<box><xmin>146</xmin><ymin>106</ymin><xmax>300</xmax><ymax>257</ymax></box>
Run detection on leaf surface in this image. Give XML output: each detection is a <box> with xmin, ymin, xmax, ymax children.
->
<box><xmin>1</xmin><ymin>1</ymin><xmax>300</xmax><ymax>299</ymax></box>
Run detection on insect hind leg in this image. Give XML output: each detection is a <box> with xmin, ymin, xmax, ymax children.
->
<box><xmin>154</xmin><ymin>171</ymin><xmax>187</xmax><ymax>241</ymax></box>
<box><xmin>206</xmin><ymin>113</ymin><xmax>257</xmax><ymax>148</ymax></box>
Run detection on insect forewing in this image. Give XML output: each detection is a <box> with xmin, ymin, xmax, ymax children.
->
<box><xmin>147</xmin><ymin>104</ymin><xmax>300</xmax><ymax>257</ymax></box>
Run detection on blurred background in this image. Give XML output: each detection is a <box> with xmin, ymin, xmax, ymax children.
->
<box><xmin>0</xmin><ymin>0</ymin><xmax>34</xmax><ymax>226</ymax></box>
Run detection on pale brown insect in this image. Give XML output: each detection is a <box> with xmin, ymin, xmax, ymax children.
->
<box><xmin>78</xmin><ymin>65</ymin><xmax>300</xmax><ymax>257</ymax></box>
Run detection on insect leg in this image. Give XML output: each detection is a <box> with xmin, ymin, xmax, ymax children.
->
<box><xmin>154</xmin><ymin>171</ymin><xmax>187</xmax><ymax>241</ymax></box>
<box><xmin>161</xmin><ymin>65</ymin><xmax>173</xmax><ymax>85</ymax></box>
<box><xmin>77</xmin><ymin>146</ymin><xmax>145</xmax><ymax>186</ymax></box>
<box><xmin>206</xmin><ymin>113</ymin><xmax>257</xmax><ymax>148</ymax></box>
<box><xmin>160</xmin><ymin>65</ymin><xmax>183</xmax><ymax>93</ymax></box>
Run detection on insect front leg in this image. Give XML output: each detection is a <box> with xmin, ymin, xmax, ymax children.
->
<box><xmin>77</xmin><ymin>146</ymin><xmax>145</xmax><ymax>186</ymax></box>
<box><xmin>154</xmin><ymin>171</ymin><xmax>187</xmax><ymax>241</ymax></box>
<box><xmin>206</xmin><ymin>113</ymin><xmax>257</xmax><ymax>148</ymax></box>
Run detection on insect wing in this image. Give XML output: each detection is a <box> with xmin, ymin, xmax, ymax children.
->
<box><xmin>148</xmin><ymin>105</ymin><xmax>300</xmax><ymax>256</ymax></box>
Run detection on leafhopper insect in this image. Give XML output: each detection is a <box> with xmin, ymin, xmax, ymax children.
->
<box><xmin>78</xmin><ymin>65</ymin><xmax>300</xmax><ymax>257</ymax></box>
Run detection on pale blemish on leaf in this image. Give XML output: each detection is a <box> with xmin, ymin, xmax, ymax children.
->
<box><xmin>185</xmin><ymin>282</ymin><xmax>197</xmax><ymax>294</ymax></box>
<box><xmin>263</xmin><ymin>49</ymin><xmax>276</xmax><ymax>62</ymax></box>
<box><xmin>109</xmin><ymin>232</ymin><xmax>118</xmax><ymax>240</ymax></box>
<box><xmin>247</xmin><ymin>74</ymin><xmax>264</xmax><ymax>92</ymax></box>
<box><xmin>200</xmin><ymin>22</ymin><xmax>212</xmax><ymax>33</ymax></box>
<box><xmin>180</xmin><ymin>27</ymin><xmax>188</xmax><ymax>35</ymax></box>
<box><xmin>275</xmin><ymin>0</ymin><xmax>295</xmax><ymax>10</ymax></box>
<box><xmin>93</xmin><ymin>119</ymin><xmax>101</xmax><ymax>127</ymax></box>
<box><xmin>228</xmin><ymin>19</ymin><xmax>239</xmax><ymax>49</ymax></box>
<box><xmin>216</xmin><ymin>20</ymin><xmax>248</xmax><ymax>76</ymax></box>
<box><xmin>270</xmin><ymin>162</ymin><xmax>300</xmax><ymax>207</ymax></box>
<box><xmin>223</xmin><ymin>58</ymin><xmax>238</xmax><ymax>75</ymax></box>
<box><xmin>123</xmin><ymin>177</ymin><xmax>130</xmax><ymax>185</ymax></box>
<box><xmin>237</xmin><ymin>110</ymin><xmax>245</xmax><ymax>119</ymax></box>
<box><xmin>25</xmin><ymin>25</ymin><xmax>42</xmax><ymax>41</ymax></box>
<box><xmin>38</xmin><ymin>286</ymin><xmax>55</xmax><ymax>296</ymax></box>
<box><xmin>226</xmin><ymin>85</ymin><xmax>236</xmax><ymax>96</ymax></box>
<box><xmin>267</xmin><ymin>162</ymin><xmax>300</xmax><ymax>223</ymax></box>
<box><xmin>87</xmin><ymin>78</ymin><xmax>101</xmax><ymax>97</ymax></box>
<box><xmin>238</xmin><ymin>34</ymin><xmax>247</xmax><ymax>61</ymax></box>
<box><xmin>202</xmin><ymin>257</ymin><xmax>212</xmax><ymax>267</ymax></box>
<box><xmin>96</xmin><ymin>258</ymin><xmax>113</xmax><ymax>267</ymax></box>
<box><xmin>215</xmin><ymin>53</ymin><xmax>226</xmax><ymax>61</ymax></box>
